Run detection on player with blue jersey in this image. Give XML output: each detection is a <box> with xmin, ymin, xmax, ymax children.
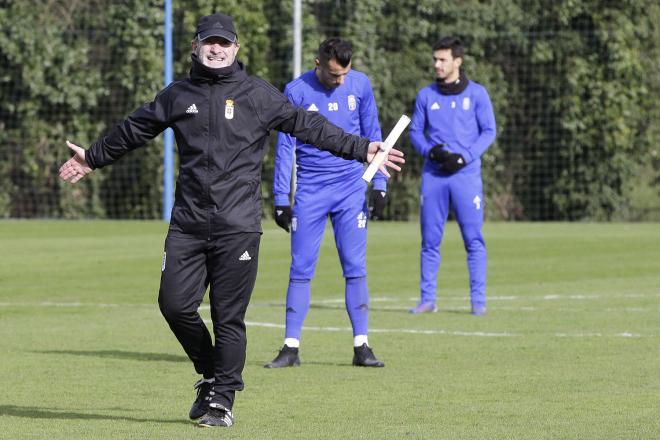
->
<box><xmin>409</xmin><ymin>36</ymin><xmax>496</xmax><ymax>316</ymax></box>
<box><xmin>265</xmin><ymin>38</ymin><xmax>386</xmax><ymax>368</ymax></box>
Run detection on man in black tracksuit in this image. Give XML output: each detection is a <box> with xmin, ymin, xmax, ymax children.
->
<box><xmin>58</xmin><ymin>13</ymin><xmax>404</xmax><ymax>428</ymax></box>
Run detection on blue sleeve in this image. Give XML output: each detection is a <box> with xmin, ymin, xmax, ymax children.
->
<box><xmin>273</xmin><ymin>131</ymin><xmax>295</xmax><ymax>206</ymax></box>
<box><xmin>456</xmin><ymin>86</ymin><xmax>496</xmax><ymax>162</ymax></box>
<box><xmin>358</xmin><ymin>76</ymin><xmax>387</xmax><ymax>191</ymax></box>
<box><xmin>272</xmin><ymin>86</ymin><xmax>297</xmax><ymax>206</ymax></box>
<box><xmin>410</xmin><ymin>91</ymin><xmax>434</xmax><ymax>158</ymax></box>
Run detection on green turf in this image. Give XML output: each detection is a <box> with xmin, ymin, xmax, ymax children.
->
<box><xmin>0</xmin><ymin>220</ymin><xmax>658</xmax><ymax>439</ymax></box>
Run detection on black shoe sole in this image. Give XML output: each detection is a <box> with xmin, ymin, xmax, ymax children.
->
<box><xmin>353</xmin><ymin>362</ymin><xmax>385</xmax><ymax>367</ymax></box>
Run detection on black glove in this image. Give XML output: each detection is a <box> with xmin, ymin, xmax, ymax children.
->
<box><xmin>274</xmin><ymin>205</ymin><xmax>292</xmax><ymax>232</ymax></box>
<box><xmin>442</xmin><ymin>153</ymin><xmax>466</xmax><ymax>173</ymax></box>
<box><xmin>368</xmin><ymin>190</ymin><xmax>388</xmax><ymax>220</ymax></box>
<box><xmin>428</xmin><ymin>144</ymin><xmax>451</xmax><ymax>163</ymax></box>
<box><xmin>428</xmin><ymin>144</ymin><xmax>466</xmax><ymax>174</ymax></box>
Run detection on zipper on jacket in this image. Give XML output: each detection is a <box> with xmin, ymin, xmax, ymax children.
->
<box><xmin>206</xmin><ymin>84</ymin><xmax>215</xmax><ymax>241</ymax></box>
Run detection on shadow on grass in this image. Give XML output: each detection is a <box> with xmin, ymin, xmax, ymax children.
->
<box><xmin>245</xmin><ymin>359</ymin><xmax>348</xmax><ymax>368</ymax></box>
<box><xmin>0</xmin><ymin>404</ymin><xmax>191</xmax><ymax>425</ymax></box>
<box><xmin>33</xmin><ymin>350</ymin><xmax>188</xmax><ymax>363</ymax></box>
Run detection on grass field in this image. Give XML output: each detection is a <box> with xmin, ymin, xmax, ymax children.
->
<box><xmin>1</xmin><ymin>220</ymin><xmax>659</xmax><ymax>439</ymax></box>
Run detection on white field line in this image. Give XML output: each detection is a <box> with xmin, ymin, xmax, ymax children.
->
<box><xmin>0</xmin><ymin>301</ymin><xmax>653</xmax><ymax>338</ymax></box>
<box><xmin>275</xmin><ymin>295</ymin><xmax>660</xmax><ymax>313</ymax></box>
<box><xmin>2</xmin><ymin>299</ymin><xmax>656</xmax><ymax>315</ymax></box>
<box><xmin>0</xmin><ymin>301</ymin><xmax>153</xmax><ymax>308</ymax></box>
<box><xmin>308</xmin><ymin>293</ymin><xmax>660</xmax><ymax>304</ymax></box>
<box><xmin>233</xmin><ymin>320</ymin><xmax>646</xmax><ymax>339</ymax></box>
<box><xmin>3</xmin><ymin>291</ymin><xmax>657</xmax><ymax>309</ymax></box>
<box><xmin>350</xmin><ymin>304</ymin><xmax>659</xmax><ymax>313</ymax></box>
<box><xmin>410</xmin><ymin>293</ymin><xmax>660</xmax><ymax>302</ymax></box>
<box><xmin>223</xmin><ymin>320</ymin><xmax>517</xmax><ymax>337</ymax></box>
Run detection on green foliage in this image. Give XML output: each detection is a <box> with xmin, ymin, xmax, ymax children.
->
<box><xmin>1</xmin><ymin>1</ymin><xmax>100</xmax><ymax>217</ymax></box>
<box><xmin>1</xmin><ymin>0</ymin><xmax>658</xmax><ymax>220</ymax></box>
<box><xmin>0</xmin><ymin>0</ymin><xmax>164</xmax><ymax>219</ymax></box>
<box><xmin>541</xmin><ymin>1</ymin><xmax>657</xmax><ymax>220</ymax></box>
<box><xmin>94</xmin><ymin>2</ymin><xmax>165</xmax><ymax>219</ymax></box>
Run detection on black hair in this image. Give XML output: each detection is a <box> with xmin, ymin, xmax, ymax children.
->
<box><xmin>432</xmin><ymin>36</ymin><xmax>464</xmax><ymax>59</ymax></box>
<box><xmin>318</xmin><ymin>38</ymin><xmax>353</xmax><ymax>67</ymax></box>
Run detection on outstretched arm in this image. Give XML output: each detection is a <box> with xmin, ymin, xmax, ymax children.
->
<box><xmin>59</xmin><ymin>88</ymin><xmax>171</xmax><ymax>184</ymax></box>
<box><xmin>59</xmin><ymin>140</ymin><xmax>93</xmax><ymax>183</ymax></box>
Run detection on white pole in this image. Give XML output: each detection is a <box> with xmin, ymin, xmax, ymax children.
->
<box><xmin>163</xmin><ymin>0</ymin><xmax>174</xmax><ymax>221</ymax></box>
<box><xmin>293</xmin><ymin>0</ymin><xmax>302</xmax><ymax>79</ymax></box>
<box><xmin>362</xmin><ymin>115</ymin><xmax>411</xmax><ymax>183</ymax></box>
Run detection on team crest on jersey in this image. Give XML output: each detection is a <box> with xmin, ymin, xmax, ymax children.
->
<box><xmin>462</xmin><ymin>97</ymin><xmax>471</xmax><ymax>110</ymax></box>
<box><xmin>225</xmin><ymin>98</ymin><xmax>234</xmax><ymax>119</ymax></box>
<box><xmin>348</xmin><ymin>95</ymin><xmax>357</xmax><ymax>111</ymax></box>
<box><xmin>451</xmin><ymin>101</ymin><xmax>456</xmax><ymax>109</ymax></box>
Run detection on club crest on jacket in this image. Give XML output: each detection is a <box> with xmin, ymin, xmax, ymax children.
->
<box><xmin>225</xmin><ymin>98</ymin><xmax>234</xmax><ymax>119</ymax></box>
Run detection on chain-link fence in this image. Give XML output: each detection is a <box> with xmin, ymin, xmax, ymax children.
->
<box><xmin>2</xmin><ymin>0</ymin><xmax>658</xmax><ymax>221</ymax></box>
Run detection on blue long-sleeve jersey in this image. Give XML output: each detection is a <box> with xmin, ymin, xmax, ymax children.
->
<box><xmin>274</xmin><ymin>69</ymin><xmax>385</xmax><ymax>206</ymax></box>
<box><xmin>410</xmin><ymin>80</ymin><xmax>496</xmax><ymax>174</ymax></box>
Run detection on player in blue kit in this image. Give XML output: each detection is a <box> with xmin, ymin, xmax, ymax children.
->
<box><xmin>265</xmin><ymin>38</ymin><xmax>386</xmax><ymax>368</ymax></box>
<box><xmin>409</xmin><ymin>36</ymin><xmax>496</xmax><ymax>316</ymax></box>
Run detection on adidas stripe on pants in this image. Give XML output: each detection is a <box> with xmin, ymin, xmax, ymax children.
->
<box><xmin>158</xmin><ymin>231</ymin><xmax>260</xmax><ymax>409</ymax></box>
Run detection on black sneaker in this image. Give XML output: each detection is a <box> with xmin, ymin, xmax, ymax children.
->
<box><xmin>352</xmin><ymin>343</ymin><xmax>385</xmax><ymax>367</ymax></box>
<box><xmin>198</xmin><ymin>403</ymin><xmax>234</xmax><ymax>428</ymax></box>
<box><xmin>264</xmin><ymin>345</ymin><xmax>300</xmax><ymax>368</ymax></box>
<box><xmin>189</xmin><ymin>378</ymin><xmax>214</xmax><ymax>420</ymax></box>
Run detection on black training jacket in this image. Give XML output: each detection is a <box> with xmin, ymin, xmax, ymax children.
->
<box><xmin>87</xmin><ymin>57</ymin><xmax>369</xmax><ymax>237</ymax></box>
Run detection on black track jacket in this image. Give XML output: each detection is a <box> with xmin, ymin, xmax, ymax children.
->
<box><xmin>87</xmin><ymin>57</ymin><xmax>370</xmax><ymax>238</ymax></box>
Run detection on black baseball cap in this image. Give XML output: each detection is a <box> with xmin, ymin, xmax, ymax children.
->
<box><xmin>196</xmin><ymin>13</ymin><xmax>237</xmax><ymax>43</ymax></box>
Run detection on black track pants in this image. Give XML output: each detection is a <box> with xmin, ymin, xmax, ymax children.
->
<box><xmin>158</xmin><ymin>230</ymin><xmax>260</xmax><ymax>409</ymax></box>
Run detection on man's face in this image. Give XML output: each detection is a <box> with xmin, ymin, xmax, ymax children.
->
<box><xmin>433</xmin><ymin>49</ymin><xmax>462</xmax><ymax>83</ymax></box>
<box><xmin>315</xmin><ymin>58</ymin><xmax>351</xmax><ymax>89</ymax></box>
<box><xmin>193</xmin><ymin>36</ymin><xmax>240</xmax><ymax>68</ymax></box>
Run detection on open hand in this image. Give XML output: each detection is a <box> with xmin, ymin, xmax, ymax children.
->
<box><xmin>367</xmin><ymin>142</ymin><xmax>405</xmax><ymax>178</ymax></box>
<box><xmin>59</xmin><ymin>140</ymin><xmax>92</xmax><ymax>183</ymax></box>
